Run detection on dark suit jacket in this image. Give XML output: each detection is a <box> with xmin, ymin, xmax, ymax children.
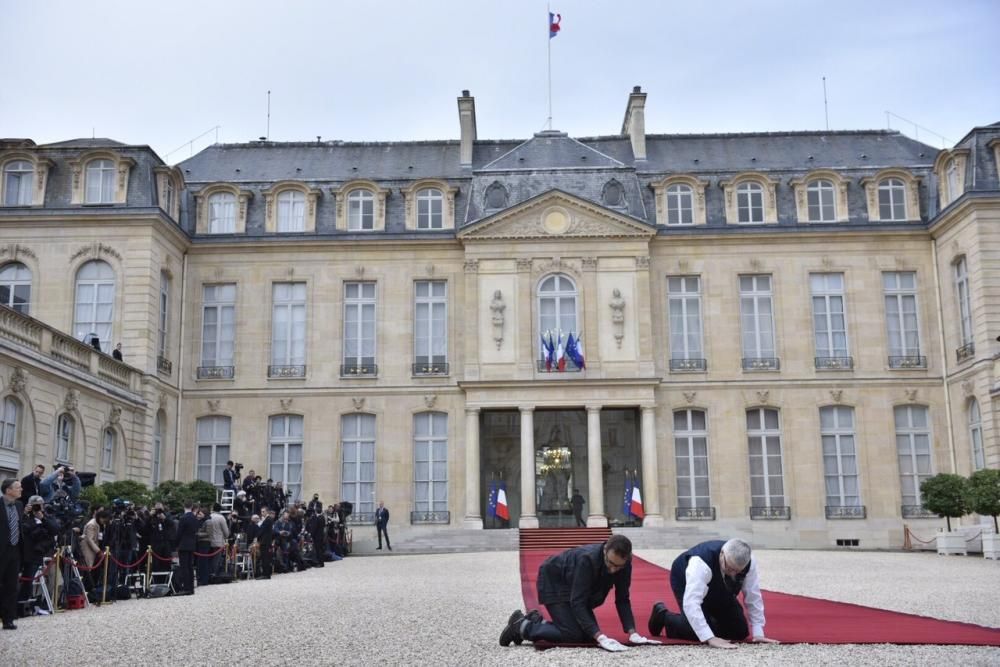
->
<box><xmin>375</xmin><ymin>507</ymin><xmax>390</xmax><ymax>528</ymax></box>
<box><xmin>175</xmin><ymin>511</ymin><xmax>200</xmax><ymax>552</ymax></box>
<box><xmin>19</xmin><ymin>474</ymin><xmax>40</xmax><ymax>504</ymax></box>
<box><xmin>0</xmin><ymin>499</ymin><xmax>24</xmax><ymax>554</ymax></box>
<box><xmin>257</xmin><ymin>516</ymin><xmax>274</xmax><ymax>547</ymax></box>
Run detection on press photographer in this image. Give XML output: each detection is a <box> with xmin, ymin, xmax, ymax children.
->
<box><xmin>19</xmin><ymin>495</ymin><xmax>60</xmax><ymax>610</ymax></box>
<box><xmin>222</xmin><ymin>461</ymin><xmax>242</xmax><ymax>491</ymax></box>
<box><xmin>39</xmin><ymin>465</ymin><xmax>81</xmax><ymax>504</ymax></box>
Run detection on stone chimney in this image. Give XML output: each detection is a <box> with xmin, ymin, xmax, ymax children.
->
<box><xmin>620</xmin><ymin>85</ymin><xmax>647</xmax><ymax>162</ymax></box>
<box><xmin>457</xmin><ymin>90</ymin><xmax>477</xmax><ymax>168</ymax></box>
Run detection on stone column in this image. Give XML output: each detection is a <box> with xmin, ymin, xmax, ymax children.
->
<box><xmin>640</xmin><ymin>405</ymin><xmax>664</xmax><ymax>526</ymax></box>
<box><xmin>462</xmin><ymin>407</ymin><xmax>482</xmax><ymax>529</ymax></box>
<box><xmin>519</xmin><ymin>406</ymin><xmax>538</xmax><ymax>528</ymax></box>
<box><xmin>586</xmin><ymin>405</ymin><xmax>607</xmax><ymax>527</ymax></box>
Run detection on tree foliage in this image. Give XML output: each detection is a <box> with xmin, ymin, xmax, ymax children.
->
<box><xmin>965</xmin><ymin>468</ymin><xmax>1000</xmax><ymax>533</ymax></box>
<box><xmin>920</xmin><ymin>473</ymin><xmax>968</xmax><ymax>532</ymax></box>
<box><xmin>100</xmin><ymin>480</ymin><xmax>153</xmax><ymax>508</ymax></box>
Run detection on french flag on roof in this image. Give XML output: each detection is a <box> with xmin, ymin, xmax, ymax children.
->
<box><xmin>549</xmin><ymin>12</ymin><xmax>561</xmax><ymax>39</ymax></box>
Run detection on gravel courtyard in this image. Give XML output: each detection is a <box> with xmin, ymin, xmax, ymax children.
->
<box><xmin>1</xmin><ymin>549</ymin><xmax>997</xmax><ymax>666</ymax></box>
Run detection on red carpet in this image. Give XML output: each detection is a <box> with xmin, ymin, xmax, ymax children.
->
<box><xmin>519</xmin><ymin>550</ymin><xmax>1000</xmax><ymax>646</ymax></box>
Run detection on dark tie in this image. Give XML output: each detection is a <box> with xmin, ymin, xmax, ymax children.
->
<box><xmin>6</xmin><ymin>503</ymin><xmax>17</xmax><ymax>546</ymax></box>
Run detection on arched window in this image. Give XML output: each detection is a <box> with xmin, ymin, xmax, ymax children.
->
<box><xmin>342</xmin><ymin>413</ymin><xmax>376</xmax><ymax>515</ymax></box>
<box><xmin>820</xmin><ymin>406</ymin><xmax>860</xmax><ymax>507</ymax></box>
<box><xmin>101</xmin><ymin>428</ymin><xmax>116</xmax><ymax>472</ymax></box>
<box><xmin>417</xmin><ymin>188</ymin><xmax>444</xmax><ymax>229</ymax></box>
<box><xmin>538</xmin><ymin>274</ymin><xmax>578</xmax><ymax>367</ymax></box>
<box><xmin>747</xmin><ymin>408</ymin><xmax>784</xmax><ymax>509</ymax></box>
<box><xmin>348</xmin><ymin>189</ymin><xmax>374</xmax><ymax>230</ymax></box>
<box><xmin>276</xmin><ymin>190</ymin><xmax>306</xmax><ymax>232</ymax></box>
<box><xmin>414</xmin><ymin>412</ymin><xmax>448</xmax><ymax>513</ymax></box>
<box><xmin>969</xmin><ymin>399</ymin><xmax>984</xmax><ymax>471</ymax></box>
<box><xmin>74</xmin><ymin>260</ymin><xmax>115</xmax><ymax>345</ymax></box>
<box><xmin>152</xmin><ymin>411</ymin><xmax>164</xmax><ymax>485</ymax></box>
<box><xmin>3</xmin><ymin>160</ymin><xmax>34</xmax><ymax>206</ymax></box>
<box><xmin>736</xmin><ymin>182</ymin><xmax>764</xmax><ymax>223</ymax></box>
<box><xmin>0</xmin><ymin>397</ymin><xmax>19</xmax><ymax>450</ymax></box>
<box><xmin>894</xmin><ymin>405</ymin><xmax>932</xmax><ymax>507</ymax></box>
<box><xmin>196</xmin><ymin>415</ymin><xmax>230</xmax><ymax>486</ymax></box>
<box><xmin>269</xmin><ymin>415</ymin><xmax>303</xmax><ymax>501</ymax></box>
<box><xmin>946</xmin><ymin>159</ymin><xmax>961</xmax><ymax>203</ymax></box>
<box><xmin>0</xmin><ymin>262</ymin><xmax>32</xmax><ymax>314</ymax></box>
<box><xmin>674</xmin><ymin>409</ymin><xmax>710</xmax><ymax>509</ymax></box>
<box><xmin>665</xmin><ymin>184</ymin><xmax>693</xmax><ymax>225</ymax></box>
<box><xmin>208</xmin><ymin>192</ymin><xmax>236</xmax><ymax>233</ymax></box>
<box><xmin>806</xmin><ymin>179</ymin><xmax>836</xmax><ymax>222</ymax></box>
<box><xmin>878</xmin><ymin>178</ymin><xmax>907</xmax><ymax>221</ymax></box>
<box><xmin>56</xmin><ymin>413</ymin><xmax>74</xmax><ymax>463</ymax></box>
<box><xmin>85</xmin><ymin>159</ymin><xmax>116</xmax><ymax>204</ymax></box>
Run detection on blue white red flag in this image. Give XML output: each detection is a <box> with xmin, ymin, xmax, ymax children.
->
<box><xmin>549</xmin><ymin>12</ymin><xmax>561</xmax><ymax>39</ymax></box>
<box><xmin>496</xmin><ymin>480</ymin><xmax>510</xmax><ymax>520</ymax></box>
<box><xmin>630</xmin><ymin>481</ymin><xmax>645</xmax><ymax>519</ymax></box>
<box><xmin>555</xmin><ymin>332</ymin><xmax>566</xmax><ymax>371</ymax></box>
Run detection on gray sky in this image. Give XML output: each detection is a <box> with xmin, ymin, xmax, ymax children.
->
<box><xmin>2</xmin><ymin>0</ymin><xmax>998</xmax><ymax>163</ymax></box>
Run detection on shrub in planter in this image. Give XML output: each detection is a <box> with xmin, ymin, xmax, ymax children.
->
<box><xmin>920</xmin><ymin>473</ymin><xmax>968</xmax><ymax>532</ymax></box>
<box><xmin>966</xmin><ymin>468</ymin><xmax>1000</xmax><ymax>533</ymax></box>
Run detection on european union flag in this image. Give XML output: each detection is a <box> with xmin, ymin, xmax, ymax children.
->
<box><xmin>487</xmin><ymin>479</ymin><xmax>498</xmax><ymax>519</ymax></box>
<box><xmin>623</xmin><ymin>474</ymin><xmax>633</xmax><ymax>519</ymax></box>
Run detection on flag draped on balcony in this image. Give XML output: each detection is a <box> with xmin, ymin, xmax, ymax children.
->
<box><xmin>565</xmin><ymin>332</ymin><xmax>585</xmax><ymax>369</ymax></box>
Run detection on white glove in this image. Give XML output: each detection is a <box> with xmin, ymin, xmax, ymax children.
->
<box><xmin>628</xmin><ymin>632</ymin><xmax>662</xmax><ymax>645</ymax></box>
<box><xmin>596</xmin><ymin>634</ymin><xmax>628</xmax><ymax>652</ymax></box>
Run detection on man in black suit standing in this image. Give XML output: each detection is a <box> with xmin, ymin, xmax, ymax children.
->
<box><xmin>375</xmin><ymin>501</ymin><xmax>391</xmax><ymax>551</ymax></box>
<box><xmin>175</xmin><ymin>501</ymin><xmax>199</xmax><ymax>595</ymax></box>
<box><xmin>0</xmin><ymin>478</ymin><xmax>24</xmax><ymax>629</ymax></box>
<box><xmin>256</xmin><ymin>507</ymin><xmax>274</xmax><ymax>579</ymax></box>
<box><xmin>19</xmin><ymin>465</ymin><xmax>44</xmax><ymax>504</ymax></box>
<box><xmin>222</xmin><ymin>461</ymin><xmax>238</xmax><ymax>492</ymax></box>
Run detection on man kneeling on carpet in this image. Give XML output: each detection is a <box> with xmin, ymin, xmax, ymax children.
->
<box><xmin>647</xmin><ymin>538</ymin><xmax>779</xmax><ymax>649</ymax></box>
<box><xmin>500</xmin><ymin>535</ymin><xmax>661</xmax><ymax>652</ymax></box>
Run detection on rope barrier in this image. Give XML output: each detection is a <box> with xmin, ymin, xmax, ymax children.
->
<box><xmin>965</xmin><ymin>530</ymin><xmax>984</xmax><ymax>543</ymax></box>
<box><xmin>904</xmin><ymin>524</ymin><xmax>985</xmax><ymax>546</ymax></box>
<box><xmin>18</xmin><ymin>556</ymin><xmax>57</xmax><ymax>582</ymax></box>
<box><xmin>150</xmin><ymin>551</ymin><xmax>175</xmax><ymax>563</ymax></box>
<box><xmin>193</xmin><ymin>547</ymin><xmax>226</xmax><ymax>558</ymax></box>
<box><xmin>108</xmin><ymin>552</ymin><xmax>148</xmax><ymax>569</ymax></box>
<box><xmin>72</xmin><ymin>552</ymin><xmax>107</xmax><ymax>572</ymax></box>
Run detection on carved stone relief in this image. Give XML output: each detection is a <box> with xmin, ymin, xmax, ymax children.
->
<box><xmin>490</xmin><ymin>290</ymin><xmax>505</xmax><ymax>350</ymax></box>
<box><xmin>609</xmin><ymin>289</ymin><xmax>625</xmax><ymax>348</ymax></box>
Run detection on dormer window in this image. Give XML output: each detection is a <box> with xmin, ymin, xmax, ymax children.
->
<box><xmin>208</xmin><ymin>192</ymin><xmax>236</xmax><ymax>233</ymax></box>
<box><xmin>85</xmin><ymin>159</ymin><xmax>116</xmax><ymax>203</ymax></box>
<box><xmin>666</xmin><ymin>184</ymin><xmax>693</xmax><ymax>225</ymax></box>
<box><xmin>277</xmin><ymin>190</ymin><xmax>306</xmax><ymax>232</ymax></box>
<box><xmin>485</xmin><ymin>182</ymin><xmax>507</xmax><ymax>210</ymax></box>
<box><xmin>878</xmin><ymin>178</ymin><xmax>906</xmax><ymax>221</ymax></box>
<box><xmin>348</xmin><ymin>189</ymin><xmax>375</xmax><ymax>230</ymax></box>
<box><xmin>417</xmin><ymin>188</ymin><xmax>443</xmax><ymax>229</ymax></box>
<box><xmin>736</xmin><ymin>182</ymin><xmax>764</xmax><ymax>223</ymax></box>
<box><xmin>602</xmin><ymin>180</ymin><xmax>625</xmax><ymax>208</ymax></box>
<box><xmin>806</xmin><ymin>179</ymin><xmax>836</xmax><ymax>222</ymax></box>
<box><xmin>2</xmin><ymin>161</ymin><xmax>33</xmax><ymax>206</ymax></box>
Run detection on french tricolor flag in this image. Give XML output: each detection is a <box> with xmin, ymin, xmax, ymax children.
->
<box><xmin>496</xmin><ymin>480</ymin><xmax>510</xmax><ymax>521</ymax></box>
<box><xmin>630</xmin><ymin>482</ymin><xmax>645</xmax><ymax>519</ymax></box>
<box><xmin>549</xmin><ymin>12</ymin><xmax>561</xmax><ymax>39</ymax></box>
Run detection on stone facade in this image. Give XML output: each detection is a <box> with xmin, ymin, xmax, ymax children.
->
<box><xmin>0</xmin><ymin>95</ymin><xmax>998</xmax><ymax>548</ymax></box>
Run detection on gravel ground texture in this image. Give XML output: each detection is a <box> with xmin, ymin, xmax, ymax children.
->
<box><xmin>0</xmin><ymin>548</ymin><xmax>997</xmax><ymax>666</ymax></box>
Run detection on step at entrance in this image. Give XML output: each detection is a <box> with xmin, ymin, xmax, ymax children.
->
<box><xmin>519</xmin><ymin>527</ymin><xmax>612</xmax><ymax>551</ymax></box>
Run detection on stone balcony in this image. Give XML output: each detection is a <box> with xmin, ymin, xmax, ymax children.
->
<box><xmin>0</xmin><ymin>304</ymin><xmax>143</xmax><ymax>394</ymax></box>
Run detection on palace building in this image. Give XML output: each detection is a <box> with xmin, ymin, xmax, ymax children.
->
<box><xmin>1</xmin><ymin>87</ymin><xmax>998</xmax><ymax>548</ymax></box>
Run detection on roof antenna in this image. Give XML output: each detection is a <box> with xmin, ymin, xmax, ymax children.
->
<box><xmin>822</xmin><ymin>77</ymin><xmax>829</xmax><ymax>131</ymax></box>
<box><xmin>266</xmin><ymin>90</ymin><xmax>271</xmax><ymax>140</ymax></box>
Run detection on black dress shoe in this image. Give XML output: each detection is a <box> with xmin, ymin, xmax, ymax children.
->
<box><xmin>376</xmin><ymin>547</ymin><xmax>382</xmax><ymax>550</ymax></box>
<box><xmin>3</xmin><ymin>622</ymin><xmax>17</xmax><ymax>630</ymax></box>
<box><xmin>499</xmin><ymin>609</ymin><xmax>525</xmax><ymax>646</ymax></box>
<box><xmin>648</xmin><ymin>601</ymin><xmax>667</xmax><ymax>637</ymax></box>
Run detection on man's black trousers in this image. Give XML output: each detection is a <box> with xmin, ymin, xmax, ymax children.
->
<box><xmin>177</xmin><ymin>550</ymin><xmax>195</xmax><ymax>594</ymax></box>
<box><xmin>0</xmin><ymin>548</ymin><xmax>21</xmax><ymax>623</ymax></box>
<box><xmin>662</xmin><ymin>571</ymin><xmax>749</xmax><ymax>641</ymax></box>
<box><xmin>522</xmin><ymin>602</ymin><xmax>593</xmax><ymax>644</ymax></box>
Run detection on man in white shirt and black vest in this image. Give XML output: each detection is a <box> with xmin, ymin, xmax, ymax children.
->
<box><xmin>648</xmin><ymin>538</ymin><xmax>779</xmax><ymax>649</ymax></box>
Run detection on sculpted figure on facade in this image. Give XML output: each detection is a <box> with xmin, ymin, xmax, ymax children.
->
<box><xmin>609</xmin><ymin>288</ymin><xmax>625</xmax><ymax>348</ymax></box>
<box><xmin>490</xmin><ymin>290</ymin><xmax>506</xmax><ymax>350</ymax></box>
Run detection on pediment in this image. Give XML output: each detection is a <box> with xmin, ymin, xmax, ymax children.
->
<box><xmin>458</xmin><ymin>190</ymin><xmax>655</xmax><ymax>242</ymax></box>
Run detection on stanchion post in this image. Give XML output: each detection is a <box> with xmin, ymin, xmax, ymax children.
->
<box><xmin>145</xmin><ymin>546</ymin><xmax>153</xmax><ymax>594</ymax></box>
<box><xmin>903</xmin><ymin>524</ymin><xmax>912</xmax><ymax>550</ymax></box>
<box><xmin>101</xmin><ymin>547</ymin><xmax>110</xmax><ymax>605</ymax></box>
<box><xmin>53</xmin><ymin>549</ymin><xmax>62</xmax><ymax>612</ymax></box>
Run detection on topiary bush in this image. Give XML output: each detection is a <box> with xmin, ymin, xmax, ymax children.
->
<box><xmin>920</xmin><ymin>473</ymin><xmax>969</xmax><ymax>532</ymax></box>
<box><xmin>965</xmin><ymin>468</ymin><xmax>1000</xmax><ymax>533</ymax></box>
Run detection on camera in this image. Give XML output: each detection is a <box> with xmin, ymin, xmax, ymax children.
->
<box><xmin>31</xmin><ymin>503</ymin><xmax>42</xmax><ymax>513</ymax></box>
<box><xmin>235</xmin><ymin>462</ymin><xmax>244</xmax><ymax>472</ymax></box>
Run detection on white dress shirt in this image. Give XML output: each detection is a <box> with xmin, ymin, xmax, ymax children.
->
<box><xmin>682</xmin><ymin>556</ymin><xmax>766</xmax><ymax>642</ymax></box>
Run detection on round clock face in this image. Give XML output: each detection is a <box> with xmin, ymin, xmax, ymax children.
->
<box><xmin>542</xmin><ymin>209</ymin><xmax>569</xmax><ymax>234</ymax></box>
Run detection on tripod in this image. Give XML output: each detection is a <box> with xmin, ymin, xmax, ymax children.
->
<box><xmin>54</xmin><ymin>545</ymin><xmax>89</xmax><ymax>610</ymax></box>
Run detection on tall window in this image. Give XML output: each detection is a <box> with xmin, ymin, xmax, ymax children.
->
<box><xmin>0</xmin><ymin>397</ymin><xmax>19</xmax><ymax>450</ymax></box>
<box><xmin>806</xmin><ymin>179</ymin><xmax>836</xmax><ymax>222</ymax></box>
<box><xmin>417</xmin><ymin>188</ymin><xmax>443</xmax><ymax>229</ymax></box>
<box><xmin>0</xmin><ymin>262</ymin><xmax>31</xmax><ymax>314</ymax></box>
<box><xmin>878</xmin><ymin>178</ymin><xmax>907</xmax><ymax>221</ymax></box>
<box><xmin>665</xmin><ymin>184</ymin><xmax>693</xmax><ymax>225</ymax></box>
<box><xmin>538</xmin><ymin>274</ymin><xmax>578</xmax><ymax>360</ymax></box>
<box><xmin>164</xmin><ymin>178</ymin><xmax>176</xmax><ymax>217</ymax></box>
<box><xmin>342</xmin><ymin>413</ymin><xmax>375</xmax><ymax>515</ymax></box>
<box><xmin>945</xmin><ymin>160</ymin><xmax>960</xmax><ymax>203</ymax></box>
<box><xmin>739</xmin><ymin>275</ymin><xmax>775</xmax><ymax>362</ymax></box>
<box><xmin>954</xmin><ymin>257</ymin><xmax>973</xmax><ymax>347</ymax></box>
<box><xmin>271</xmin><ymin>282</ymin><xmax>306</xmax><ymax>367</ymax></box>
<box><xmin>152</xmin><ymin>411</ymin><xmax>163</xmax><ymax>485</ymax></box>
<box><xmin>414</xmin><ymin>281</ymin><xmax>447</xmax><ymax>369</ymax></box>
<box><xmin>56</xmin><ymin>414</ymin><xmax>73</xmax><ymax>463</ymax></box>
<box><xmin>269</xmin><ymin>415</ymin><xmax>303</xmax><ymax>501</ymax></box>
<box><xmin>85</xmin><ymin>159</ymin><xmax>115</xmax><ymax>204</ymax></box>
<box><xmin>343</xmin><ymin>282</ymin><xmax>376</xmax><ymax>371</ymax></box>
<box><xmin>883</xmin><ymin>272</ymin><xmax>922</xmax><ymax>362</ymax></box>
<box><xmin>73</xmin><ymin>260</ymin><xmax>115</xmax><ymax>344</ymax></box>
<box><xmin>674</xmin><ymin>409</ymin><xmax>710</xmax><ymax>509</ymax></box>
<box><xmin>736</xmin><ymin>182</ymin><xmax>764</xmax><ymax>223</ymax></box>
<box><xmin>895</xmin><ymin>405</ymin><xmax>932</xmax><ymax>507</ymax></box>
<box><xmin>208</xmin><ymin>192</ymin><xmax>236</xmax><ymax>233</ymax></box>
<box><xmin>276</xmin><ymin>190</ymin><xmax>305</xmax><ymax>232</ymax></box>
<box><xmin>158</xmin><ymin>272</ymin><xmax>170</xmax><ymax>359</ymax></box>
<box><xmin>3</xmin><ymin>160</ymin><xmax>33</xmax><ymax>206</ymax></box>
<box><xmin>667</xmin><ymin>276</ymin><xmax>703</xmax><ymax>362</ymax></box>
<box><xmin>969</xmin><ymin>399</ymin><xmax>984</xmax><ymax>471</ymax></box>
<box><xmin>101</xmin><ymin>428</ymin><xmax>115</xmax><ymax>472</ymax></box>
<box><xmin>414</xmin><ymin>412</ymin><xmax>448</xmax><ymax>513</ymax></box>
<box><xmin>201</xmin><ymin>284</ymin><xmax>236</xmax><ymax>369</ymax></box>
<box><xmin>348</xmin><ymin>189</ymin><xmax>374</xmax><ymax>230</ymax></box>
<box><xmin>810</xmin><ymin>273</ymin><xmax>848</xmax><ymax>358</ymax></box>
<box><xmin>747</xmin><ymin>408</ymin><xmax>785</xmax><ymax>508</ymax></box>
<box><xmin>196</xmin><ymin>416</ymin><xmax>230</xmax><ymax>487</ymax></box>
<box><xmin>820</xmin><ymin>406</ymin><xmax>860</xmax><ymax>507</ymax></box>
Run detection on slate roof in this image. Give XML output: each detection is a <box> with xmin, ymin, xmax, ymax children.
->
<box><xmin>39</xmin><ymin>138</ymin><xmax>129</xmax><ymax>149</ymax></box>
<box><xmin>480</xmin><ymin>131</ymin><xmax>624</xmax><ymax>171</ymax></box>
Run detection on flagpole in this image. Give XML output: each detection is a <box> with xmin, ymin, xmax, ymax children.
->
<box><xmin>547</xmin><ymin>4</ymin><xmax>553</xmax><ymax>130</ymax></box>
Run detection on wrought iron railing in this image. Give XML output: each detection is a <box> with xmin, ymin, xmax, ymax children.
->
<box><xmin>268</xmin><ymin>364</ymin><xmax>307</xmax><ymax>378</ymax></box>
<box><xmin>670</xmin><ymin>358</ymin><xmax>708</xmax><ymax>372</ymax></box>
<box><xmin>815</xmin><ymin>356</ymin><xmax>854</xmax><ymax>370</ymax></box>
<box><xmin>901</xmin><ymin>505</ymin><xmax>938</xmax><ymax>519</ymax></box>
<box><xmin>742</xmin><ymin>357</ymin><xmax>780</xmax><ymax>371</ymax></box>
<box><xmin>410</xmin><ymin>510</ymin><xmax>450</xmax><ymax>524</ymax></box>
<box><xmin>888</xmin><ymin>355</ymin><xmax>926</xmax><ymax>369</ymax></box>
<box><xmin>956</xmin><ymin>342</ymin><xmax>975</xmax><ymax>363</ymax></box>
<box><xmin>825</xmin><ymin>505</ymin><xmax>866</xmax><ymax>519</ymax></box>
<box><xmin>750</xmin><ymin>505</ymin><xmax>791</xmax><ymax>520</ymax></box>
<box><xmin>412</xmin><ymin>362</ymin><xmax>449</xmax><ymax>376</ymax></box>
<box><xmin>536</xmin><ymin>359</ymin><xmax>583</xmax><ymax>373</ymax></box>
<box><xmin>157</xmin><ymin>355</ymin><xmax>173</xmax><ymax>375</ymax></box>
<box><xmin>341</xmin><ymin>363</ymin><xmax>378</xmax><ymax>377</ymax></box>
<box><xmin>346</xmin><ymin>512</ymin><xmax>376</xmax><ymax>525</ymax></box>
<box><xmin>675</xmin><ymin>507</ymin><xmax>716</xmax><ymax>521</ymax></box>
<box><xmin>197</xmin><ymin>365</ymin><xmax>235</xmax><ymax>380</ymax></box>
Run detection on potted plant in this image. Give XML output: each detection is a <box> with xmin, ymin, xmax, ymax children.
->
<box><xmin>965</xmin><ymin>468</ymin><xmax>1000</xmax><ymax>559</ymax></box>
<box><xmin>920</xmin><ymin>473</ymin><xmax>969</xmax><ymax>555</ymax></box>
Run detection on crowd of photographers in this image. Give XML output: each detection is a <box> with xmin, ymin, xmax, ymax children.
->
<box><xmin>10</xmin><ymin>461</ymin><xmax>351</xmax><ymax>614</ymax></box>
